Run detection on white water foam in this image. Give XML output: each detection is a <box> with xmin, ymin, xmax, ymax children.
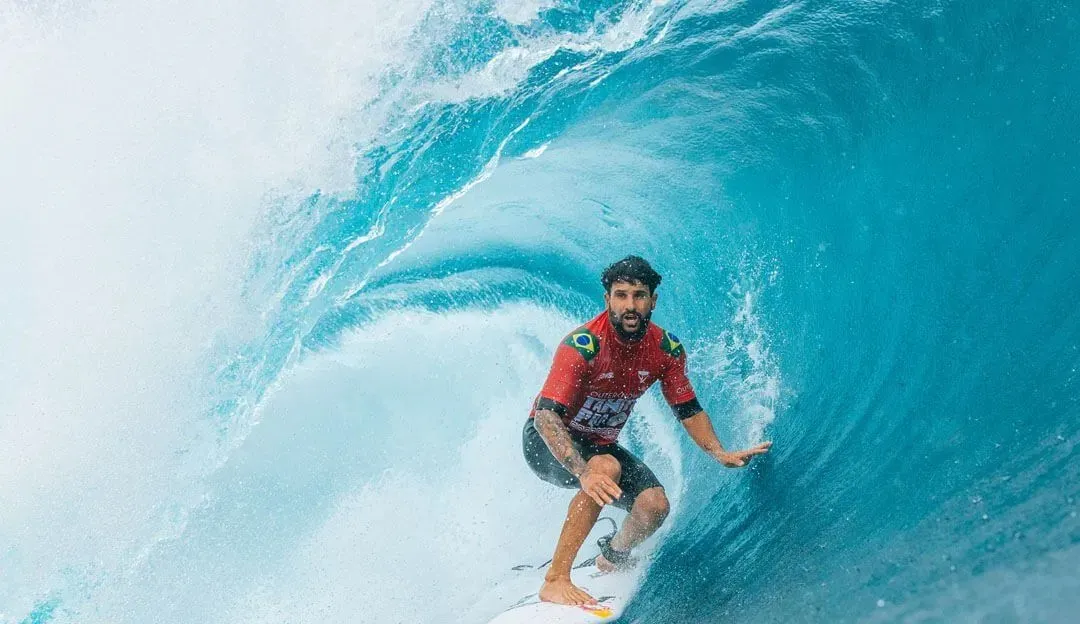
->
<box><xmin>0</xmin><ymin>0</ymin><xmax>437</xmax><ymax>619</ymax></box>
<box><xmin>494</xmin><ymin>0</ymin><xmax>559</xmax><ymax>26</ymax></box>
<box><xmin>696</xmin><ymin>269</ymin><xmax>781</xmax><ymax>446</ymax></box>
<box><xmin>426</xmin><ymin>0</ymin><xmax>666</xmax><ymax>103</ymax></box>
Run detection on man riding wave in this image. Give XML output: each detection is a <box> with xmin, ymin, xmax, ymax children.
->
<box><xmin>523</xmin><ymin>255</ymin><xmax>772</xmax><ymax>605</ymax></box>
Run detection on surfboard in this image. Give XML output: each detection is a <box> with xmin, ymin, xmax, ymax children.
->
<box><xmin>485</xmin><ymin>565</ymin><xmax>635</xmax><ymax>624</ymax></box>
<box><xmin>477</xmin><ymin>515</ymin><xmax>644</xmax><ymax>623</ymax></box>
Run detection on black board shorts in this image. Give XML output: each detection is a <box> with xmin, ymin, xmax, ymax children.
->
<box><xmin>522</xmin><ymin>418</ymin><xmax>662</xmax><ymax>512</ymax></box>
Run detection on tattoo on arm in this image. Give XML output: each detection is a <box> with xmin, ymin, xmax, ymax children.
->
<box><xmin>534</xmin><ymin>409</ymin><xmax>588</xmax><ymax>477</ymax></box>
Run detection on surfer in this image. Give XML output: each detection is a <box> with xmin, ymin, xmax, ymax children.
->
<box><xmin>523</xmin><ymin>255</ymin><xmax>772</xmax><ymax>606</ymax></box>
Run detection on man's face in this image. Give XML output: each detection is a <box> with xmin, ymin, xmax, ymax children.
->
<box><xmin>604</xmin><ymin>280</ymin><xmax>657</xmax><ymax>338</ymax></box>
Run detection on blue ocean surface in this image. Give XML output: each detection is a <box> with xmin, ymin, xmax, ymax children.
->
<box><xmin>2</xmin><ymin>0</ymin><xmax>1078</xmax><ymax>622</ymax></box>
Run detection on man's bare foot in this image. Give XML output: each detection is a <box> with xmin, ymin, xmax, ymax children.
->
<box><xmin>596</xmin><ymin>553</ymin><xmax>639</xmax><ymax>573</ymax></box>
<box><xmin>539</xmin><ymin>576</ymin><xmax>597</xmax><ymax>606</ymax></box>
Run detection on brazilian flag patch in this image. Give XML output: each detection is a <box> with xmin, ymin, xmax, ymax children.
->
<box><xmin>660</xmin><ymin>330</ymin><xmax>685</xmax><ymax>357</ymax></box>
<box><xmin>564</xmin><ymin>328</ymin><xmax>600</xmax><ymax>361</ymax></box>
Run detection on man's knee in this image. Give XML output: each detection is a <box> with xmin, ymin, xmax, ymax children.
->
<box><xmin>586</xmin><ymin>454</ymin><xmax>622</xmax><ymax>481</ymax></box>
<box><xmin>633</xmin><ymin>487</ymin><xmax>670</xmax><ymax>522</ymax></box>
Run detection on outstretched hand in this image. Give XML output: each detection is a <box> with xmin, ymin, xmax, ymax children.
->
<box><xmin>717</xmin><ymin>441</ymin><xmax>772</xmax><ymax>468</ymax></box>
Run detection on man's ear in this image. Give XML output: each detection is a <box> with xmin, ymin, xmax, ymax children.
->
<box><xmin>650</xmin><ymin>292</ymin><xmax>658</xmax><ymax>310</ymax></box>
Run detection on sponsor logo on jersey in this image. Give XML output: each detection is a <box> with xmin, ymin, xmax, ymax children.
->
<box><xmin>572</xmin><ymin>395</ymin><xmax>636</xmax><ymax>430</ymax></box>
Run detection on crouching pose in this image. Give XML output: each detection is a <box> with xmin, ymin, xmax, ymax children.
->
<box><xmin>523</xmin><ymin>256</ymin><xmax>772</xmax><ymax>605</ymax></box>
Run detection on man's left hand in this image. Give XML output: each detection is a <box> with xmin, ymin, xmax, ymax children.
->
<box><xmin>716</xmin><ymin>441</ymin><xmax>772</xmax><ymax>468</ymax></box>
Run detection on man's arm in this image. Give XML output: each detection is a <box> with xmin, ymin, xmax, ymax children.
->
<box><xmin>534</xmin><ymin>408</ymin><xmax>589</xmax><ymax>477</ymax></box>
<box><xmin>681</xmin><ymin>410</ymin><xmax>772</xmax><ymax>467</ymax></box>
<box><xmin>660</xmin><ymin>342</ymin><xmax>772</xmax><ymax>467</ymax></box>
<box><xmin>534</xmin><ymin>407</ymin><xmax>623</xmax><ymax>505</ymax></box>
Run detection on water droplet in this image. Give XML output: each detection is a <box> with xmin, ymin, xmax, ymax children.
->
<box><xmin>877</xmin><ymin>599</ymin><xmax>886</xmax><ymax>608</ymax></box>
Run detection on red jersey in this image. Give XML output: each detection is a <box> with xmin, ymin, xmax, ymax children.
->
<box><xmin>531</xmin><ymin>311</ymin><xmax>699</xmax><ymax>445</ymax></box>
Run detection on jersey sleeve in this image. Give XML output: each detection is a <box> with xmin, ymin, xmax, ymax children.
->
<box><xmin>661</xmin><ymin>351</ymin><xmax>701</xmax><ymax>419</ymax></box>
<box><xmin>537</xmin><ymin>343</ymin><xmax>588</xmax><ymax>413</ymax></box>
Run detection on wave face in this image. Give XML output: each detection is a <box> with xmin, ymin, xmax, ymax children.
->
<box><xmin>3</xmin><ymin>0</ymin><xmax>1079</xmax><ymax>622</ymax></box>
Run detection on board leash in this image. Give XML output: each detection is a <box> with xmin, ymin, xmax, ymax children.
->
<box><xmin>511</xmin><ymin>517</ymin><xmax>618</xmax><ymax>571</ymax></box>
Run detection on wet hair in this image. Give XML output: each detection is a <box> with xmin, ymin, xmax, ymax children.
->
<box><xmin>601</xmin><ymin>255</ymin><xmax>662</xmax><ymax>293</ymax></box>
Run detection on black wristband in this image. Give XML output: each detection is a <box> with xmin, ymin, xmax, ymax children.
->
<box><xmin>536</xmin><ymin>396</ymin><xmax>569</xmax><ymax>417</ymax></box>
<box><xmin>672</xmin><ymin>398</ymin><xmax>703</xmax><ymax>420</ymax></box>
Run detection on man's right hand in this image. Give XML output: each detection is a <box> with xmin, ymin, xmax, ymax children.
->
<box><xmin>579</xmin><ymin>468</ymin><xmax>622</xmax><ymax>506</ymax></box>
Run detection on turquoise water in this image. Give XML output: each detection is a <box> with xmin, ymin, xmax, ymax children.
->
<box><xmin>3</xmin><ymin>0</ymin><xmax>1078</xmax><ymax>622</ymax></box>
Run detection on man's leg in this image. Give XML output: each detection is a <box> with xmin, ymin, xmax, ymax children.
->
<box><xmin>597</xmin><ymin>486</ymin><xmax>670</xmax><ymax>572</ymax></box>
<box><xmin>539</xmin><ymin>454</ymin><xmax>622</xmax><ymax>605</ymax></box>
<box><xmin>611</xmin><ymin>486</ymin><xmax>670</xmax><ymax>551</ymax></box>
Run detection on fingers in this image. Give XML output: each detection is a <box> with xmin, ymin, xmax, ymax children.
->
<box><xmin>740</xmin><ymin>442</ymin><xmax>774</xmax><ymax>460</ymax></box>
<box><xmin>582</xmin><ymin>474</ymin><xmax>622</xmax><ymax>506</ymax></box>
<box><xmin>726</xmin><ymin>442</ymin><xmax>774</xmax><ymax>468</ymax></box>
<box><xmin>600</xmin><ymin>476</ymin><xmax>623</xmax><ymax>501</ymax></box>
<box><xmin>585</xmin><ymin>483</ymin><xmax>614</xmax><ymax>506</ymax></box>
<box><xmin>589</xmin><ymin>483</ymin><xmax>621</xmax><ymax>506</ymax></box>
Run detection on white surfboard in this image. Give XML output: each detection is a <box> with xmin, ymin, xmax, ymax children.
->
<box><xmin>485</xmin><ymin>565</ymin><xmax>635</xmax><ymax>624</ymax></box>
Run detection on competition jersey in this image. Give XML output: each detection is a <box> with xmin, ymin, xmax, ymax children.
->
<box><xmin>530</xmin><ymin>311</ymin><xmax>699</xmax><ymax>445</ymax></box>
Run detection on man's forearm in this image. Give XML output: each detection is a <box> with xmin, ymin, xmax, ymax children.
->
<box><xmin>681</xmin><ymin>409</ymin><xmax>773</xmax><ymax>468</ymax></box>
<box><xmin>534</xmin><ymin>409</ymin><xmax>589</xmax><ymax>477</ymax></box>
<box><xmin>681</xmin><ymin>410</ymin><xmax>728</xmax><ymax>458</ymax></box>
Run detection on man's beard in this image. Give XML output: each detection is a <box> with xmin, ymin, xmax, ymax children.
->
<box><xmin>608</xmin><ymin>309</ymin><xmax>651</xmax><ymax>341</ymax></box>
